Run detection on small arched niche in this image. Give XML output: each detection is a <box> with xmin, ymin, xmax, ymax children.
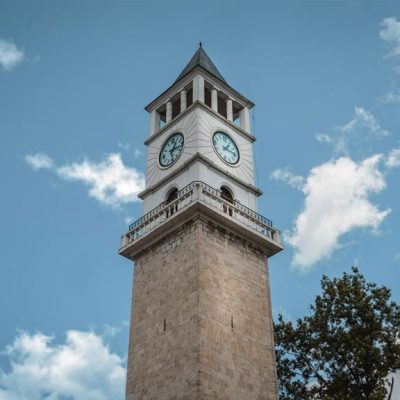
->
<box><xmin>220</xmin><ymin>185</ymin><xmax>234</xmax><ymax>217</ymax></box>
<box><xmin>165</xmin><ymin>187</ymin><xmax>179</xmax><ymax>218</ymax></box>
<box><xmin>166</xmin><ymin>187</ymin><xmax>179</xmax><ymax>204</ymax></box>
<box><xmin>220</xmin><ymin>185</ymin><xmax>234</xmax><ymax>203</ymax></box>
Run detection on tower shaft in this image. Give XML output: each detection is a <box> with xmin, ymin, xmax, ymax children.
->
<box><xmin>126</xmin><ymin>217</ymin><xmax>278</xmax><ymax>400</ymax></box>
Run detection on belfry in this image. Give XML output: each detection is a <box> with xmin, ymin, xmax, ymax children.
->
<box><xmin>119</xmin><ymin>46</ymin><xmax>283</xmax><ymax>400</ymax></box>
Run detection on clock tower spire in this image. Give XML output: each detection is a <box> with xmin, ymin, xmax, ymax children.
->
<box><xmin>120</xmin><ymin>46</ymin><xmax>283</xmax><ymax>400</ymax></box>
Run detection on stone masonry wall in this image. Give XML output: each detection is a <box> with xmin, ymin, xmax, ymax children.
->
<box><xmin>125</xmin><ymin>217</ymin><xmax>278</xmax><ymax>400</ymax></box>
<box><xmin>126</xmin><ymin>219</ymin><xmax>201</xmax><ymax>400</ymax></box>
<box><xmin>198</xmin><ymin>220</ymin><xmax>278</xmax><ymax>399</ymax></box>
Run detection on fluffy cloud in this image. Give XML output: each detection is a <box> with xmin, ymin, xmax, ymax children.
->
<box><xmin>380</xmin><ymin>17</ymin><xmax>400</xmax><ymax>59</ymax></box>
<box><xmin>57</xmin><ymin>154</ymin><xmax>145</xmax><ymax>208</ymax></box>
<box><xmin>25</xmin><ymin>152</ymin><xmax>145</xmax><ymax>209</ymax></box>
<box><xmin>275</xmin><ymin>105</ymin><xmax>398</xmax><ymax>271</ymax></box>
<box><xmin>24</xmin><ymin>153</ymin><xmax>54</xmax><ymax>171</ymax></box>
<box><xmin>0</xmin><ymin>39</ymin><xmax>24</xmax><ymax>71</ymax></box>
<box><xmin>0</xmin><ymin>330</ymin><xmax>125</xmax><ymax>400</ymax></box>
<box><xmin>316</xmin><ymin>107</ymin><xmax>390</xmax><ymax>155</ymax></box>
<box><xmin>284</xmin><ymin>155</ymin><xmax>391</xmax><ymax>271</ymax></box>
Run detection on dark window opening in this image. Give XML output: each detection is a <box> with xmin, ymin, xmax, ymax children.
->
<box><xmin>172</xmin><ymin>96</ymin><xmax>181</xmax><ymax>120</ymax></box>
<box><xmin>187</xmin><ymin>88</ymin><xmax>193</xmax><ymax>107</ymax></box>
<box><xmin>164</xmin><ymin>318</ymin><xmax>167</xmax><ymax>332</ymax></box>
<box><xmin>166</xmin><ymin>188</ymin><xmax>178</xmax><ymax>203</ymax></box>
<box><xmin>166</xmin><ymin>188</ymin><xmax>179</xmax><ymax>218</ymax></box>
<box><xmin>221</xmin><ymin>186</ymin><xmax>234</xmax><ymax>202</ymax></box>
<box><xmin>218</xmin><ymin>95</ymin><xmax>227</xmax><ymax>118</ymax></box>
<box><xmin>221</xmin><ymin>186</ymin><xmax>234</xmax><ymax>217</ymax></box>
<box><xmin>231</xmin><ymin>316</ymin><xmax>234</xmax><ymax>330</ymax></box>
<box><xmin>158</xmin><ymin>105</ymin><xmax>166</xmax><ymax>126</ymax></box>
<box><xmin>204</xmin><ymin>87</ymin><xmax>212</xmax><ymax>108</ymax></box>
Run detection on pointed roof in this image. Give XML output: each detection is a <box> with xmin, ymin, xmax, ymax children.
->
<box><xmin>174</xmin><ymin>45</ymin><xmax>227</xmax><ymax>84</ymax></box>
<box><xmin>145</xmin><ymin>46</ymin><xmax>254</xmax><ymax>112</ymax></box>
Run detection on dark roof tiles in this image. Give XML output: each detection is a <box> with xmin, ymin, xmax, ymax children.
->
<box><xmin>174</xmin><ymin>46</ymin><xmax>227</xmax><ymax>84</ymax></box>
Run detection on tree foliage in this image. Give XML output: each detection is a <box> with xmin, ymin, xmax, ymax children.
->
<box><xmin>274</xmin><ymin>267</ymin><xmax>400</xmax><ymax>400</ymax></box>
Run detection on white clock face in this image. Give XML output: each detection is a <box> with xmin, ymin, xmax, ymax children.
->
<box><xmin>212</xmin><ymin>131</ymin><xmax>240</xmax><ymax>165</ymax></box>
<box><xmin>159</xmin><ymin>133</ymin><xmax>184</xmax><ymax>167</ymax></box>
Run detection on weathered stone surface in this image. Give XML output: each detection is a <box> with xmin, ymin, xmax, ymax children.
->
<box><xmin>126</xmin><ymin>217</ymin><xmax>278</xmax><ymax>400</ymax></box>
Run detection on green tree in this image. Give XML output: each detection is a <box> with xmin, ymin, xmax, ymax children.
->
<box><xmin>274</xmin><ymin>267</ymin><xmax>400</xmax><ymax>400</ymax></box>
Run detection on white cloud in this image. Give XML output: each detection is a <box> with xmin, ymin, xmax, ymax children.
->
<box><xmin>380</xmin><ymin>17</ymin><xmax>400</xmax><ymax>58</ymax></box>
<box><xmin>24</xmin><ymin>153</ymin><xmax>54</xmax><ymax>171</ymax></box>
<box><xmin>380</xmin><ymin>90</ymin><xmax>400</xmax><ymax>103</ymax></box>
<box><xmin>317</xmin><ymin>107</ymin><xmax>390</xmax><ymax>155</ymax></box>
<box><xmin>0</xmin><ymin>330</ymin><xmax>125</xmax><ymax>400</ymax></box>
<box><xmin>25</xmin><ymin>152</ymin><xmax>145</xmax><ymax>209</ymax></box>
<box><xmin>0</xmin><ymin>39</ymin><xmax>24</xmax><ymax>71</ymax></box>
<box><xmin>57</xmin><ymin>154</ymin><xmax>144</xmax><ymax>208</ymax></box>
<box><xmin>340</xmin><ymin>107</ymin><xmax>389</xmax><ymax>137</ymax></box>
<box><xmin>285</xmin><ymin>155</ymin><xmax>391</xmax><ymax>271</ymax></box>
<box><xmin>386</xmin><ymin>148</ymin><xmax>400</xmax><ymax>168</ymax></box>
<box><xmin>276</xmin><ymin>106</ymin><xmax>399</xmax><ymax>270</ymax></box>
<box><xmin>270</xmin><ymin>168</ymin><xmax>305</xmax><ymax>190</ymax></box>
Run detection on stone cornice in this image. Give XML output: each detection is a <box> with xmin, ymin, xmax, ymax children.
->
<box><xmin>144</xmin><ymin>100</ymin><xmax>256</xmax><ymax>147</ymax></box>
<box><xmin>119</xmin><ymin>204</ymin><xmax>283</xmax><ymax>261</ymax></box>
<box><xmin>138</xmin><ymin>152</ymin><xmax>262</xmax><ymax>200</ymax></box>
<box><xmin>144</xmin><ymin>66</ymin><xmax>255</xmax><ymax>113</ymax></box>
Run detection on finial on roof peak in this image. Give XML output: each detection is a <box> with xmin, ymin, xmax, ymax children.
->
<box><xmin>199</xmin><ymin>40</ymin><xmax>202</xmax><ymax>48</ymax></box>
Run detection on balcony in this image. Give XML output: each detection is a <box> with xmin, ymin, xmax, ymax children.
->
<box><xmin>119</xmin><ymin>181</ymin><xmax>283</xmax><ymax>259</ymax></box>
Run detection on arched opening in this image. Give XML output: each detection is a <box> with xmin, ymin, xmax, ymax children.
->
<box><xmin>220</xmin><ymin>186</ymin><xmax>234</xmax><ymax>216</ymax></box>
<box><xmin>166</xmin><ymin>187</ymin><xmax>178</xmax><ymax>204</ymax></box>
<box><xmin>220</xmin><ymin>186</ymin><xmax>233</xmax><ymax>203</ymax></box>
<box><xmin>165</xmin><ymin>187</ymin><xmax>179</xmax><ymax>218</ymax></box>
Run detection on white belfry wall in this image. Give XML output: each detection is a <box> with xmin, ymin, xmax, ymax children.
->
<box><xmin>142</xmin><ymin>106</ymin><xmax>257</xmax><ymax>214</ymax></box>
<box><xmin>142</xmin><ymin>69</ymin><xmax>259</xmax><ymax>215</ymax></box>
<box><xmin>144</xmin><ymin>107</ymin><xmax>254</xmax><ymax>183</ymax></box>
<box><xmin>141</xmin><ymin>162</ymin><xmax>258</xmax><ymax>214</ymax></box>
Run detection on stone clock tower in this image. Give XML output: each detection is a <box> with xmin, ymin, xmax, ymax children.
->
<box><xmin>119</xmin><ymin>46</ymin><xmax>283</xmax><ymax>400</ymax></box>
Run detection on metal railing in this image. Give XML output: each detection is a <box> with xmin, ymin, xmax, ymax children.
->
<box><xmin>120</xmin><ymin>181</ymin><xmax>281</xmax><ymax>250</ymax></box>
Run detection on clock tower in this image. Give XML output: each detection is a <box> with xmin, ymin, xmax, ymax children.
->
<box><xmin>119</xmin><ymin>46</ymin><xmax>283</xmax><ymax>400</ymax></box>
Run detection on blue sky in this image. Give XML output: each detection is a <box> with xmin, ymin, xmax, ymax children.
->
<box><xmin>1</xmin><ymin>1</ymin><xmax>400</xmax><ymax>398</ymax></box>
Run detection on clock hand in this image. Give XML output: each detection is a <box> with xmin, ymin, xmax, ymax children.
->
<box><xmin>169</xmin><ymin>143</ymin><xmax>177</xmax><ymax>153</ymax></box>
<box><xmin>170</xmin><ymin>143</ymin><xmax>182</xmax><ymax>155</ymax></box>
<box><xmin>223</xmin><ymin>145</ymin><xmax>236</xmax><ymax>156</ymax></box>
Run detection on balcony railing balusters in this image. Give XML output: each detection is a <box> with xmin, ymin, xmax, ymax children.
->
<box><xmin>121</xmin><ymin>181</ymin><xmax>281</xmax><ymax>250</ymax></box>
